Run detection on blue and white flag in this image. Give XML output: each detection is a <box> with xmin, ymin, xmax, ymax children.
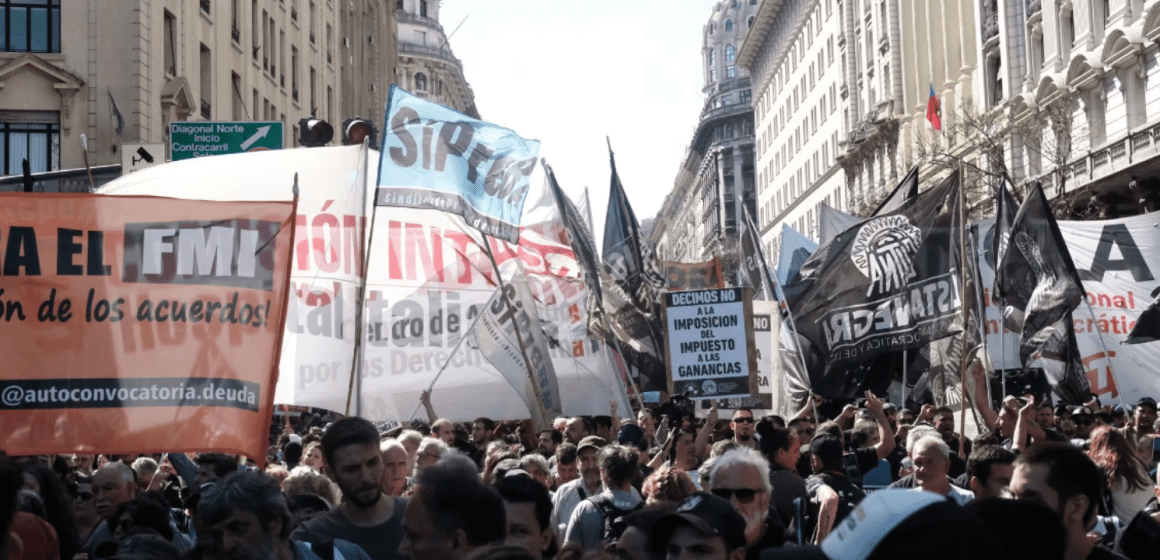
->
<box><xmin>775</xmin><ymin>224</ymin><xmax>818</xmax><ymax>303</ymax></box>
<box><xmin>376</xmin><ymin>85</ymin><xmax>541</xmax><ymax>243</ymax></box>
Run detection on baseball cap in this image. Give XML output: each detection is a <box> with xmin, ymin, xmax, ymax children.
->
<box><xmin>653</xmin><ymin>492</ymin><xmax>746</xmax><ymax>551</ymax></box>
<box><xmin>1070</xmin><ymin>406</ymin><xmax>1094</xmax><ymax>418</ymax></box>
<box><xmin>882</xmin><ymin>403</ymin><xmax>898</xmax><ymax>413</ymax></box>
<box><xmin>809</xmin><ymin>434</ymin><xmax>844</xmax><ymax>463</ymax></box>
<box><xmin>760</xmin><ymin>490</ymin><xmax>1003</xmax><ymax>560</ymax></box>
<box><xmin>577</xmin><ymin>435</ymin><xmax>608</xmax><ymax>454</ymax></box>
<box><xmin>616</xmin><ymin>424</ymin><xmax>647</xmax><ymax>450</ymax></box>
<box><xmin>287</xmin><ymin>433</ymin><xmax>302</xmax><ymax>445</ymax></box>
<box><xmin>1137</xmin><ymin>397</ymin><xmax>1157</xmax><ymax>411</ymax></box>
<box><xmin>1113</xmin><ymin>404</ymin><xmax>1132</xmax><ymax>416</ymax></box>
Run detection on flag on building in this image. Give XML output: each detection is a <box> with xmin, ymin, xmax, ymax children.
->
<box><xmin>926</xmin><ymin>83</ymin><xmax>941</xmax><ymax>131</ymax></box>
<box><xmin>995</xmin><ymin>183</ymin><xmax>1088</xmax><ymax>402</ymax></box>
<box><xmin>784</xmin><ymin>172</ymin><xmax>963</xmax><ymax>398</ymax></box>
<box><xmin>871</xmin><ymin>166</ymin><xmax>920</xmax><ymax>216</ymax></box>
<box><xmin>601</xmin><ymin>149</ymin><xmax>666</xmax><ymax>392</ymax></box>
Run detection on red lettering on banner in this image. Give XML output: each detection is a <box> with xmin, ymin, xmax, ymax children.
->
<box><xmin>1083</xmin><ymin>351</ymin><xmax>1119</xmax><ymax>398</ymax></box>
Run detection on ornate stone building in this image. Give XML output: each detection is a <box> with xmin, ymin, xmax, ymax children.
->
<box><xmin>0</xmin><ymin>0</ymin><xmax>397</xmax><ymax>187</ymax></box>
<box><xmin>653</xmin><ymin>0</ymin><xmax>758</xmax><ymax>281</ymax></box>
<box><xmin>394</xmin><ymin>0</ymin><xmax>477</xmax><ymax>118</ymax></box>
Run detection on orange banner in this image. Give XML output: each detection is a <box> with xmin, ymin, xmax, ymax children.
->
<box><xmin>0</xmin><ymin>193</ymin><xmax>296</xmax><ymax>461</ymax></box>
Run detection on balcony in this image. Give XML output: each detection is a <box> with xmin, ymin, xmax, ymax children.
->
<box><xmin>878</xmin><ymin>34</ymin><xmax>889</xmax><ymax>53</ymax></box>
<box><xmin>982</xmin><ymin>12</ymin><xmax>999</xmax><ymax>42</ymax></box>
<box><xmin>398</xmin><ymin>41</ymin><xmax>463</xmax><ymax>67</ymax></box>
<box><xmin>396</xmin><ymin>10</ymin><xmax>444</xmax><ymax>32</ymax></box>
<box><xmin>201</xmin><ymin>100</ymin><xmax>211</xmax><ymax>119</ymax></box>
<box><xmin>200</xmin><ymin>0</ymin><xmax>211</xmax><ymax>15</ymax></box>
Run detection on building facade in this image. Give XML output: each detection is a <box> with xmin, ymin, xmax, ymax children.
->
<box><xmin>653</xmin><ymin>0</ymin><xmax>758</xmax><ymax>281</ymax></box>
<box><xmin>0</xmin><ymin>0</ymin><xmax>397</xmax><ymax>187</ymax></box>
<box><xmin>394</xmin><ymin>0</ymin><xmax>477</xmax><ymax>118</ymax></box>
<box><xmin>740</xmin><ymin>0</ymin><xmax>848</xmax><ymax>257</ymax></box>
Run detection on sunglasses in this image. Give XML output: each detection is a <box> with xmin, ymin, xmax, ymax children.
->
<box><xmin>1075</xmin><ymin>419</ymin><xmax>1093</xmax><ymax>426</ymax></box>
<box><xmin>711</xmin><ymin>488</ymin><xmax>759</xmax><ymax>504</ymax></box>
<box><xmin>732</xmin><ymin>417</ymin><xmax>755</xmax><ymax>424</ymax></box>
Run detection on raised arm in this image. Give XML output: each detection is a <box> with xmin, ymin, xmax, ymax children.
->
<box><xmin>865</xmin><ymin>391</ymin><xmax>896</xmax><ymax>460</ymax></box>
<box><xmin>419</xmin><ymin>390</ymin><xmax>438</xmax><ymax>424</ymax></box>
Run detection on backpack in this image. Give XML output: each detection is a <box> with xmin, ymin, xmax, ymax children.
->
<box><xmin>586</xmin><ymin>494</ymin><xmax>644</xmax><ymax>545</ymax></box>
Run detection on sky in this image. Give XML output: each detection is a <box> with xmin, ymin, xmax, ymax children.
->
<box><xmin>437</xmin><ymin>0</ymin><xmax>722</xmax><ymax>241</ymax></box>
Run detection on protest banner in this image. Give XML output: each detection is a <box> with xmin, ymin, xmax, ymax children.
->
<box><xmin>977</xmin><ymin>211</ymin><xmax>1160</xmax><ymax>404</ymax></box>
<box><xmin>664</xmin><ymin>259</ymin><xmax>724</xmax><ymax>292</ymax></box>
<box><xmin>0</xmin><ymin>193</ymin><xmax>295</xmax><ymax>460</ymax></box>
<box><xmin>664</xmin><ymin>287</ymin><xmax>758</xmax><ymax>400</ymax></box>
<box><xmin>377</xmin><ymin>85</ymin><xmax>541</xmax><ymax>244</ymax></box>
<box><xmin>695</xmin><ymin>298</ymin><xmax>776</xmax><ymax>415</ymax></box>
<box><xmin>100</xmin><ymin>147</ymin><xmax>631</xmax><ymax>421</ymax></box>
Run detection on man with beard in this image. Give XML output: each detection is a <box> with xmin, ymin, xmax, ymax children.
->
<box><xmin>200</xmin><ymin>471</ymin><xmax>370</xmax><ymax>560</ymax></box>
<box><xmin>730</xmin><ymin>409</ymin><xmax>759</xmax><ymax>450</ymax></box>
<box><xmin>538</xmin><ymin>430</ymin><xmax>561</xmax><ymax>461</ymax></box>
<box><xmin>1011</xmin><ymin>443</ymin><xmax>1129</xmax><ymax>560</ymax></box>
<box><xmin>291</xmin><ymin>417</ymin><xmax>408</xmax><ymax>560</ymax></box>
<box><xmin>550</xmin><ymin>436</ymin><xmax>605</xmax><ymax>537</ymax></box>
<box><xmin>704</xmin><ymin>448</ymin><xmax>784</xmax><ymax>559</ymax></box>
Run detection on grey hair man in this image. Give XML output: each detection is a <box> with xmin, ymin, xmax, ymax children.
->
<box><xmin>911</xmin><ymin>436</ymin><xmax>974</xmax><ymax>505</ymax></box>
<box><xmin>131</xmin><ymin>457</ymin><xmax>158</xmax><ymax>493</ymax></box>
<box><xmin>199</xmin><ymin>471</ymin><xmax>371</xmax><ymax>560</ymax></box>
<box><xmin>414</xmin><ymin>437</ymin><xmax>448</xmax><ymax>477</ymax></box>
<box><xmin>705</xmin><ymin>447</ymin><xmax>785</xmax><ymax>554</ymax></box>
<box><xmin>85</xmin><ymin>462</ymin><xmax>139</xmax><ymax>555</ymax></box>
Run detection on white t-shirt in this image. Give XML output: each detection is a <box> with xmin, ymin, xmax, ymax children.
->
<box><xmin>914</xmin><ymin>484</ymin><xmax>974</xmax><ymax>506</ymax></box>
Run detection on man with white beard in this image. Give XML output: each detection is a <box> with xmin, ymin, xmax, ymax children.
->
<box><xmin>704</xmin><ymin>448</ymin><xmax>785</xmax><ymax>559</ymax></box>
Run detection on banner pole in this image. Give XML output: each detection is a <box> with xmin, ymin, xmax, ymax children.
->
<box><xmin>482</xmin><ymin>239</ymin><xmax>552</xmax><ymax>431</ymax></box>
<box><xmin>782</xmin><ymin>304</ymin><xmax>820</xmax><ymax>425</ymax></box>
<box><xmin>1084</xmin><ymin>298</ymin><xmax>1125</xmax><ymax>406</ymax></box>
<box><xmin>405</xmin><ymin>305</ymin><xmax>490</xmax><ymax>422</ymax></box>
<box><xmin>957</xmin><ymin>165</ymin><xmax>969</xmax><ymax>458</ymax></box>
<box><xmin>345</xmin><ymin>140</ymin><xmax>375</xmax><ymax>417</ymax></box>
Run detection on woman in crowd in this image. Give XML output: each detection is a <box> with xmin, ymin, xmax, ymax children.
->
<box><xmin>1088</xmin><ymin>425</ymin><xmax>1153</xmax><ymax>521</ymax></box>
<box><xmin>23</xmin><ymin>463</ymin><xmax>81</xmax><ymax>560</ymax></box>
<box><xmin>302</xmin><ymin>442</ymin><xmax>326</xmax><ymax>474</ymax></box>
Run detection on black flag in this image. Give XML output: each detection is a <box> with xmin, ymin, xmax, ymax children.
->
<box><xmin>995</xmin><ymin>183</ymin><xmax>1085</xmax><ymax>375</ymax></box>
<box><xmin>601</xmin><ymin>150</ymin><xmax>666</xmax><ymax>391</ymax></box>
<box><xmin>785</xmin><ymin>171</ymin><xmax>963</xmax><ymax>398</ymax></box>
<box><xmin>740</xmin><ymin>204</ymin><xmax>776</xmax><ymax>300</ymax></box>
<box><xmin>870</xmin><ymin>166</ymin><xmax>919</xmax><ymax>216</ymax></box>
<box><xmin>1125</xmin><ymin>290</ymin><xmax>1160</xmax><ymax>344</ymax></box>
<box><xmin>544</xmin><ymin>163</ymin><xmax>606</xmax><ymax>338</ymax></box>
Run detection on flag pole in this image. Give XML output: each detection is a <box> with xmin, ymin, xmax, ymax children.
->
<box><xmin>482</xmin><ymin>238</ymin><xmax>552</xmax><ymax>431</ymax></box>
<box><xmin>1083</xmin><ymin>299</ymin><xmax>1125</xmax><ymax>406</ymax></box>
<box><xmin>957</xmin><ymin>164</ymin><xmax>969</xmax><ymax>458</ymax></box>
<box><xmin>345</xmin><ymin>139</ymin><xmax>375</xmax><ymax>417</ymax></box>
<box><xmin>405</xmin><ymin>304</ymin><xmax>490</xmax><ymax>421</ymax></box>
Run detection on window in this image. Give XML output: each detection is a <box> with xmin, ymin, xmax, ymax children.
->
<box><xmin>748</xmin><ymin>16</ymin><xmax>754</xmax><ymax>27</ymax></box>
<box><xmin>725</xmin><ymin>44</ymin><xmax>735</xmax><ymax>62</ymax></box>
<box><xmin>164</xmin><ymin>10</ymin><xmax>176</xmax><ymax>75</ymax></box>
<box><xmin>710</xmin><ymin>68</ymin><xmax>716</xmax><ymax>82</ymax></box>
<box><xmin>251</xmin><ymin>1</ymin><xmax>259</xmax><ymax>59</ymax></box>
<box><xmin>0</xmin><ymin>112</ymin><xmax>59</xmax><ymax>175</ymax></box>
<box><xmin>709</xmin><ymin>49</ymin><xmax>715</xmax><ymax>67</ymax></box>
<box><xmin>232</xmin><ymin>73</ymin><xmax>243</xmax><ymax>119</ymax></box>
<box><xmin>726</xmin><ymin>65</ymin><xmax>736</xmax><ymax>78</ymax></box>
<box><xmin>725</xmin><ymin>19</ymin><xmax>733</xmax><ymax>32</ymax></box>
<box><xmin>415</xmin><ymin>72</ymin><xmax>427</xmax><ymax>91</ymax></box>
<box><xmin>731</xmin><ymin>0</ymin><xmax>738</xmax><ymax>8</ymax></box>
<box><xmin>740</xmin><ymin>90</ymin><xmax>751</xmax><ymax>104</ymax></box>
<box><xmin>420</xmin><ymin>0</ymin><xmax>427</xmax><ymax>17</ymax></box>
<box><xmin>200</xmin><ymin>44</ymin><xmax>212</xmax><ymax>118</ymax></box>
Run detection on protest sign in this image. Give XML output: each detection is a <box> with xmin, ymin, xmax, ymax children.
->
<box><xmin>664</xmin><ymin>287</ymin><xmax>757</xmax><ymax>399</ymax></box>
<box><xmin>100</xmin><ymin>147</ymin><xmax>631</xmax><ymax>420</ymax></box>
<box><xmin>0</xmin><ymin>193</ymin><xmax>295</xmax><ymax>460</ymax></box>
<box><xmin>377</xmin><ymin>85</ymin><xmax>541</xmax><ymax>244</ymax></box>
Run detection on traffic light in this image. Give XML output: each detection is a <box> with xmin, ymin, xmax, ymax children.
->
<box><xmin>342</xmin><ymin>118</ymin><xmax>378</xmax><ymax>146</ymax></box>
<box><xmin>298</xmin><ymin>118</ymin><xmax>333</xmax><ymax>147</ymax></box>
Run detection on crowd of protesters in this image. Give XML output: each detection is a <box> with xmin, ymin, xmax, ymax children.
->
<box><xmin>5</xmin><ymin>372</ymin><xmax>1160</xmax><ymax>560</ymax></box>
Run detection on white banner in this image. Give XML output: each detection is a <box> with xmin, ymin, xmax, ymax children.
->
<box><xmin>99</xmin><ymin>146</ymin><xmax>631</xmax><ymax>421</ymax></box>
<box><xmin>977</xmin><ymin>212</ymin><xmax>1160</xmax><ymax>404</ymax></box>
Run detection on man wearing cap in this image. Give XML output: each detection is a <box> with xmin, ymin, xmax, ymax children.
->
<box><xmin>652</xmin><ymin>493</ymin><xmax>747</xmax><ymax>560</ymax></box>
<box><xmin>1070</xmin><ymin>406</ymin><xmax>1095</xmax><ymax>445</ymax></box>
<box><xmin>563</xmin><ymin>444</ymin><xmax>643</xmax><ymax>550</ymax></box>
<box><xmin>731</xmin><ymin>409</ymin><xmax>759</xmax><ymax>451</ymax></box>
<box><xmin>199</xmin><ymin>471</ymin><xmax>371</xmax><ymax>560</ymax></box>
<box><xmin>804</xmin><ymin>434</ymin><xmax>865</xmax><ymax>543</ymax></box>
<box><xmin>1010</xmin><ymin>442</ymin><xmax>1130</xmax><ymax>560</ymax></box>
<box><xmin>550</xmin><ymin>436</ymin><xmax>606</xmax><ymax>537</ymax></box>
<box><xmin>704</xmin><ymin>448</ymin><xmax>785</xmax><ymax>559</ymax></box>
